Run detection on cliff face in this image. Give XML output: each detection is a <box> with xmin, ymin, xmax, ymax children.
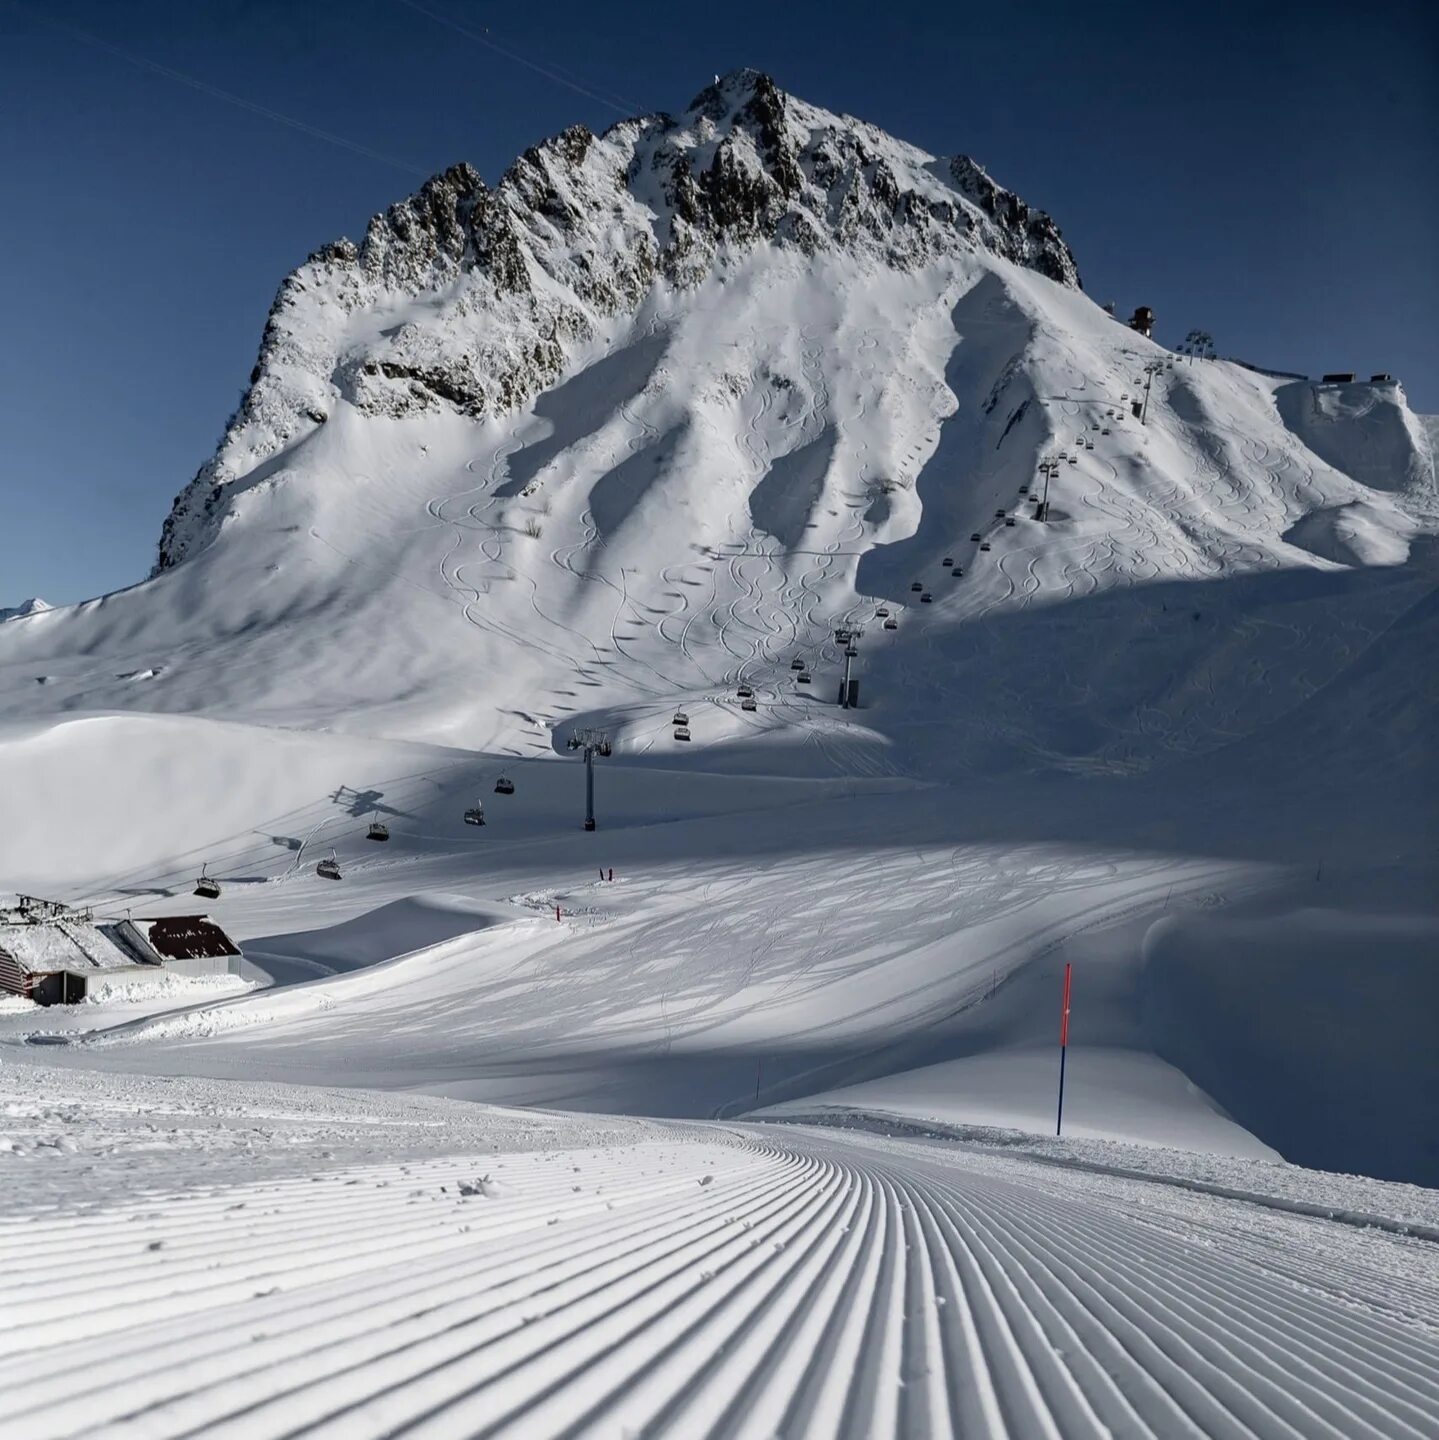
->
<box><xmin>156</xmin><ymin>69</ymin><xmax>1080</xmax><ymax>571</ymax></box>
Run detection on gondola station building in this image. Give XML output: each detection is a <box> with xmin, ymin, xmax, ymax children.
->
<box><xmin>0</xmin><ymin>895</ymin><xmax>242</xmax><ymax>1005</ymax></box>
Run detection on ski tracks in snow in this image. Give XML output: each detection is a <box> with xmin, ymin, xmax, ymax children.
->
<box><xmin>3</xmin><ymin>1124</ymin><xmax>1436</xmax><ymax>1440</ymax></box>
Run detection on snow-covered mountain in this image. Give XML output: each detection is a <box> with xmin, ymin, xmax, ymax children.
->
<box><xmin>0</xmin><ymin>597</ymin><xmax>52</xmax><ymax>623</ymax></box>
<box><xmin>157</xmin><ymin>69</ymin><xmax>1077</xmax><ymax>571</ymax></box>
<box><xmin>1</xmin><ymin>71</ymin><xmax>1436</xmax><ymax>1193</ymax></box>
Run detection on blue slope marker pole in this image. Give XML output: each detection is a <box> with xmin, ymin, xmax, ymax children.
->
<box><xmin>1056</xmin><ymin>962</ymin><xmax>1073</xmax><ymax>1137</ymax></box>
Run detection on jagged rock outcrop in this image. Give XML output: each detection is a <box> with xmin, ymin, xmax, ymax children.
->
<box><xmin>157</xmin><ymin>69</ymin><xmax>1080</xmax><ymax>571</ymax></box>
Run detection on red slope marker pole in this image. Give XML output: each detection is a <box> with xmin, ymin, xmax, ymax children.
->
<box><xmin>1056</xmin><ymin>962</ymin><xmax>1073</xmax><ymax>1137</ymax></box>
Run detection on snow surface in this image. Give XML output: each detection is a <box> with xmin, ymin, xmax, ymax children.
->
<box><xmin>2</xmin><ymin>71</ymin><xmax>1437</xmax><ymax>1437</ymax></box>
<box><xmin>3</xmin><ymin>1060</ymin><xmax>1438</xmax><ymax>1438</ymax></box>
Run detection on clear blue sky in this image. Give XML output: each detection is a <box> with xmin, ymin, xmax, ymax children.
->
<box><xmin>2</xmin><ymin>0</ymin><xmax>1435</xmax><ymax>605</ymax></box>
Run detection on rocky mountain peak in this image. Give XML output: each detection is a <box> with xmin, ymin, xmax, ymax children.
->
<box><xmin>156</xmin><ymin>72</ymin><xmax>1081</xmax><ymax>571</ymax></box>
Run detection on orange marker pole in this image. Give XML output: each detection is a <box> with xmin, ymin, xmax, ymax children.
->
<box><xmin>1056</xmin><ymin>962</ymin><xmax>1073</xmax><ymax>1137</ymax></box>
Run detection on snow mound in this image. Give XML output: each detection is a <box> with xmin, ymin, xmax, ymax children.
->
<box><xmin>1284</xmin><ymin>500</ymin><xmax>1416</xmax><ymax>566</ymax></box>
<box><xmin>0</xmin><ymin>597</ymin><xmax>52</xmax><ymax>623</ymax></box>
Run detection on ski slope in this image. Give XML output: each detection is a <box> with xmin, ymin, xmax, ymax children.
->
<box><xmin>1</xmin><ymin>69</ymin><xmax>1438</xmax><ymax>1438</ymax></box>
<box><xmin>4</xmin><ymin>1063</ymin><xmax>1438</xmax><ymax>1440</ymax></box>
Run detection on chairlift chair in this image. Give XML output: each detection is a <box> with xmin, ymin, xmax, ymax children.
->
<box><xmin>672</xmin><ymin>711</ymin><xmax>689</xmax><ymax>727</ymax></box>
<box><xmin>463</xmin><ymin>804</ymin><xmax>486</xmax><ymax>826</ymax></box>
<box><xmin>797</xmin><ymin>672</ymin><xmax>812</xmax><ymax>684</ymax></box>
<box><xmin>317</xmin><ymin>852</ymin><xmax>343</xmax><ymax>881</ymax></box>
<box><xmin>883</xmin><ymin>617</ymin><xmax>898</xmax><ymax>630</ymax></box>
<box><xmin>494</xmin><ymin>776</ymin><xmax>515</xmax><ymax>795</ymax></box>
<box><xmin>790</xmin><ymin>657</ymin><xmax>805</xmax><ymax>670</ymax></box>
<box><xmin>736</xmin><ymin>684</ymin><xmax>754</xmax><ymax>698</ymax></box>
<box><xmin>1101</xmin><ymin>427</ymin><xmax>1111</xmax><ymax>435</ymax></box>
<box><xmin>845</xmin><ymin>646</ymin><xmax>858</xmax><ymax>657</ymax></box>
<box><xmin>1005</xmin><ymin>517</ymin><xmax>1016</xmax><ymax>526</ymax></box>
<box><xmin>942</xmin><ymin>556</ymin><xmax>953</xmax><ymax>567</ymax></box>
<box><xmin>674</xmin><ymin>726</ymin><xmax>691</xmax><ymax>741</ymax></box>
<box><xmin>366</xmin><ymin>813</ymin><xmax>389</xmax><ymax>842</ymax></box>
<box><xmin>875</xmin><ymin>606</ymin><xmax>890</xmax><ymax>618</ymax></box>
<box><xmin>980</xmin><ymin>541</ymin><xmax>992</xmax><ymax>551</ymax></box>
<box><xmin>952</xmin><ymin>566</ymin><xmax>964</xmax><ymax>576</ymax></box>
<box><xmin>193</xmin><ymin>865</ymin><xmax>221</xmax><ymax>901</ymax></box>
<box><xmin>1069</xmin><ymin>456</ymin><xmax>1078</xmax><ymax>465</ymax></box>
<box><xmin>1018</xmin><ymin>485</ymin><xmax>1029</xmax><ymax>495</ymax></box>
<box><xmin>741</xmin><ymin>696</ymin><xmax>758</xmax><ymax>711</ymax></box>
<box><xmin>598</xmin><ymin>739</ymin><xmax>612</xmax><ymax>757</ymax></box>
<box><xmin>995</xmin><ymin>510</ymin><xmax>1006</xmax><ymax>519</ymax></box>
<box><xmin>910</xmin><ymin>582</ymin><xmax>923</xmax><ymax>592</ymax></box>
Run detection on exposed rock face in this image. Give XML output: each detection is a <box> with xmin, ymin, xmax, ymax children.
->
<box><xmin>157</xmin><ymin>69</ymin><xmax>1080</xmax><ymax>571</ymax></box>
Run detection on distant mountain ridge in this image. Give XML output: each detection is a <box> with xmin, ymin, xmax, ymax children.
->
<box><xmin>0</xmin><ymin>598</ymin><xmax>52</xmax><ymax>623</ymax></box>
<box><xmin>157</xmin><ymin>69</ymin><xmax>1078</xmax><ymax>570</ymax></box>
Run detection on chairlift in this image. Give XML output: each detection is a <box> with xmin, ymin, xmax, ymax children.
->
<box><xmin>736</xmin><ymin>684</ymin><xmax>754</xmax><ymax>698</ymax></box>
<box><xmin>598</xmin><ymin>739</ymin><xmax>612</xmax><ymax>757</ymax></box>
<box><xmin>910</xmin><ymin>581</ymin><xmax>923</xmax><ymax>592</ymax></box>
<box><xmin>741</xmin><ymin>696</ymin><xmax>758</xmax><ymax>712</ymax></box>
<box><xmin>1101</xmin><ymin>427</ymin><xmax>1111</xmax><ymax>436</ymax></box>
<box><xmin>942</xmin><ymin>556</ymin><xmax>954</xmax><ymax>567</ymax></box>
<box><xmin>1068</xmin><ymin>456</ymin><xmax>1077</xmax><ymax>465</ymax></box>
<box><xmin>1018</xmin><ymin>485</ymin><xmax>1028</xmax><ymax>495</ymax></box>
<box><xmin>317</xmin><ymin>852</ymin><xmax>343</xmax><ymax>882</ymax></box>
<box><xmin>1086</xmin><ymin>440</ymin><xmax>1095</xmax><ymax>450</ymax></box>
<box><xmin>494</xmin><ymin>776</ymin><xmax>515</xmax><ymax>795</ymax></box>
<box><xmin>673</xmin><ymin>710</ymin><xmax>689</xmax><ymax>727</ymax></box>
<box><xmin>883</xmin><ymin>617</ymin><xmax>898</xmax><ymax>630</ymax></box>
<box><xmin>790</xmin><ymin>657</ymin><xmax>805</xmax><ymax>670</ymax></box>
<box><xmin>1005</xmin><ymin>517</ymin><xmax>1016</xmax><ymax>526</ymax></box>
<box><xmin>970</xmin><ymin>532</ymin><xmax>981</xmax><ymax>542</ymax></box>
<box><xmin>952</xmin><ymin>566</ymin><xmax>964</xmax><ymax>576</ymax></box>
<box><xmin>463</xmin><ymin>804</ymin><xmax>486</xmax><ymax>826</ymax></box>
<box><xmin>980</xmin><ymin>541</ymin><xmax>992</xmax><ymax>551</ymax></box>
<box><xmin>875</xmin><ymin>606</ymin><xmax>890</xmax><ymax>618</ymax></box>
<box><xmin>193</xmin><ymin>865</ymin><xmax>221</xmax><ymax>901</ymax></box>
<box><xmin>797</xmin><ymin>672</ymin><xmax>812</xmax><ymax>685</ymax></box>
<box><xmin>845</xmin><ymin>646</ymin><xmax>858</xmax><ymax>657</ymax></box>
<box><xmin>366</xmin><ymin>813</ymin><xmax>389</xmax><ymax>842</ymax></box>
<box><xmin>674</xmin><ymin>726</ymin><xmax>691</xmax><ymax>741</ymax></box>
<box><xmin>920</xmin><ymin>593</ymin><xmax>933</xmax><ymax>603</ymax></box>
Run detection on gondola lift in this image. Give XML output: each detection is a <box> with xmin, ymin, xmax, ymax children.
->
<box><xmin>494</xmin><ymin>776</ymin><xmax>515</xmax><ymax>795</ymax></box>
<box><xmin>193</xmin><ymin>865</ymin><xmax>220</xmax><ymax>901</ymax></box>
<box><xmin>316</xmin><ymin>851</ymin><xmax>343</xmax><ymax>881</ymax></box>
<box><xmin>366</xmin><ymin>813</ymin><xmax>389</xmax><ymax>842</ymax></box>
